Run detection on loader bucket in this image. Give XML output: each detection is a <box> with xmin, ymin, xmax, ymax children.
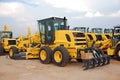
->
<box><xmin>82</xmin><ymin>48</ymin><xmax>110</xmax><ymax>70</ymax></box>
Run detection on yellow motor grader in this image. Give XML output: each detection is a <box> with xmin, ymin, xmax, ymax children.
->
<box><xmin>9</xmin><ymin>17</ymin><xmax>110</xmax><ymax>70</ymax></box>
<box><xmin>0</xmin><ymin>24</ymin><xmax>16</xmax><ymax>55</ymax></box>
<box><xmin>9</xmin><ymin>27</ymin><xmax>40</xmax><ymax>59</ymax></box>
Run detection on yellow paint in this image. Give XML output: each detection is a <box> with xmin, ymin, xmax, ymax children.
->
<box><xmin>54</xmin><ymin>51</ymin><xmax>62</xmax><ymax>63</ymax></box>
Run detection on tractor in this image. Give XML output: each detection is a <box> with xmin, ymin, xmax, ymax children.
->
<box><xmin>0</xmin><ymin>24</ymin><xmax>16</xmax><ymax>55</ymax></box>
<box><xmin>9</xmin><ymin>17</ymin><xmax>110</xmax><ymax>70</ymax></box>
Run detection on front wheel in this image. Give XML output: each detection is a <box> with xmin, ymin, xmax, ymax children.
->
<box><xmin>52</xmin><ymin>46</ymin><xmax>69</xmax><ymax>67</ymax></box>
<box><xmin>9</xmin><ymin>46</ymin><xmax>18</xmax><ymax>59</ymax></box>
<box><xmin>39</xmin><ymin>46</ymin><xmax>52</xmax><ymax>64</ymax></box>
<box><xmin>116</xmin><ymin>46</ymin><xmax>120</xmax><ymax>61</ymax></box>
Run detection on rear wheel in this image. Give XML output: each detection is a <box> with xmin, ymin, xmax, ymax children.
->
<box><xmin>53</xmin><ymin>46</ymin><xmax>69</xmax><ymax>67</ymax></box>
<box><xmin>116</xmin><ymin>46</ymin><xmax>120</xmax><ymax>61</ymax></box>
<box><xmin>9</xmin><ymin>46</ymin><xmax>18</xmax><ymax>59</ymax></box>
<box><xmin>39</xmin><ymin>46</ymin><xmax>52</xmax><ymax>64</ymax></box>
<box><xmin>0</xmin><ymin>45</ymin><xmax>4</xmax><ymax>55</ymax></box>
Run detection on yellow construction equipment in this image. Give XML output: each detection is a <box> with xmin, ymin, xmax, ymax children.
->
<box><xmin>102</xmin><ymin>28</ymin><xmax>113</xmax><ymax>40</ymax></box>
<box><xmin>0</xmin><ymin>24</ymin><xmax>16</xmax><ymax>55</ymax></box>
<box><xmin>9</xmin><ymin>17</ymin><xmax>110</xmax><ymax>70</ymax></box>
<box><xmin>94</xmin><ymin>26</ymin><xmax>120</xmax><ymax>61</ymax></box>
<box><xmin>72</xmin><ymin>27</ymin><xmax>98</xmax><ymax>47</ymax></box>
<box><xmin>106</xmin><ymin>26</ymin><xmax>120</xmax><ymax>60</ymax></box>
<box><xmin>9</xmin><ymin>26</ymin><xmax>40</xmax><ymax>59</ymax></box>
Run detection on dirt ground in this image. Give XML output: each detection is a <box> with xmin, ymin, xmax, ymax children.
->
<box><xmin>0</xmin><ymin>55</ymin><xmax>120</xmax><ymax>80</ymax></box>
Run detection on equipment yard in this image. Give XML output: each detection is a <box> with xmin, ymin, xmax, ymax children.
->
<box><xmin>0</xmin><ymin>55</ymin><xmax>120</xmax><ymax>80</ymax></box>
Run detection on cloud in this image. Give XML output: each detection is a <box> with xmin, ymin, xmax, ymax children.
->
<box><xmin>110</xmin><ymin>10</ymin><xmax>120</xmax><ymax>17</ymax></box>
<box><xmin>85</xmin><ymin>11</ymin><xmax>104</xmax><ymax>18</ymax></box>
<box><xmin>42</xmin><ymin>0</ymin><xmax>91</xmax><ymax>12</ymax></box>
<box><xmin>0</xmin><ymin>2</ymin><xmax>24</xmax><ymax>17</ymax></box>
<box><xmin>94</xmin><ymin>12</ymin><xmax>104</xmax><ymax>17</ymax></box>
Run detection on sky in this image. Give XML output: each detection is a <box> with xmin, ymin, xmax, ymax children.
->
<box><xmin>0</xmin><ymin>0</ymin><xmax>120</xmax><ymax>37</ymax></box>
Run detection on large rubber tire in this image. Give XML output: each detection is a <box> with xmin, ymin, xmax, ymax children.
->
<box><xmin>39</xmin><ymin>46</ymin><xmax>52</xmax><ymax>64</ymax></box>
<box><xmin>52</xmin><ymin>46</ymin><xmax>69</xmax><ymax>67</ymax></box>
<box><xmin>76</xmin><ymin>59</ymin><xmax>82</xmax><ymax>62</ymax></box>
<box><xmin>9</xmin><ymin>46</ymin><xmax>18</xmax><ymax>59</ymax></box>
<box><xmin>0</xmin><ymin>45</ymin><xmax>4</xmax><ymax>55</ymax></box>
<box><xmin>116</xmin><ymin>46</ymin><xmax>120</xmax><ymax>61</ymax></box>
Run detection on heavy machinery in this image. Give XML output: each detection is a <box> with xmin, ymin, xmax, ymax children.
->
<box><xmin>0</xmin><ymin>24</ymin><xmax>16</xmax><ymax>55</ymax></box>
<box><xmin>94</xmin><ymin>26</ymin><xmax>120</xmax><ymax>61</ymax></box>
<box><xmin>102</xmin><ymin>28</ymin><xmax>113</xmax><ymax>40</ymax></box>
<box><xmin>72</xmin><ymin>27</ymin><xmax>97</xmax><ymax>47</ymax></box>
<box><xmin>91</xmin><ymin>28</ymin><xmax>103</xmax><ymax>41</ymax></box>
<box><xmin>106</xmin><ymin>26</ymin><xmax>120</xmax><ymax>60</ymax></box>
<box><xmin>9</xmin><ymin>27</ymin><xmax>40</xmax><ymax>59</ymax></box>
<box><xmin>9</xmin><ymin>17</ymin><xmax>110</xmax><ymax>70</ymax></box>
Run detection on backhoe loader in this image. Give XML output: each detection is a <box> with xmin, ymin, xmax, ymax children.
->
<box><xmin>0</xmin><ymin>24</ymin><xmax>16</xmax><ymax>55</ymax></box>
<box><xmin>102</xmin><ymin>28</ymin><xmax>113</xmax><ymax>40</ymax></box>
<box><xmin>106</xmin><ymin>26</ymin><xmax>120</xmax><ymax>60</ymax></box>
<box><xmin>9</xmin><ymin>17</ymin><xmax>110</xmax><ymax>70</ymax></box>
<box><xmin>93</xmin><ymin>26</ymin><xmax>120</xmax><ymax>61</ymax></box>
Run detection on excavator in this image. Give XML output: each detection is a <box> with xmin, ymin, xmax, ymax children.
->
<box><xmin>0</xmin><ymin>24</ymin><xmax>16</xmax><ymax>55</ymax></box>
<box><xmin>9</xmin><ymin>17</ymin><xmax>110</xmax><ymax>70</ymax></box>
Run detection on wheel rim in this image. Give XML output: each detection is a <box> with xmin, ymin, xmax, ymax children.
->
<box><xmin>40</xmin><ymin>50</ymin><xmax>47</xmax><ymax>61</ymax></box>
<box><xmin>54</xmin><ymin>51</ymin><xmax>62</xmax><ymax>63</ymax></box>
<box><xmin>118</xmin><ymin>50</ymin><xmax>120</xmax><ymax>56</ymax></box>
<box><xmin>9</xmin><ymin>49</ymin><xmax>13</xmax><ymax>57</ymax></box>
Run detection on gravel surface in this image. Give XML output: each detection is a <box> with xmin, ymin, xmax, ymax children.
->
<box><xmin>0</xmin><ymin>55</ymin><xmax>120</xmax><ymax>80</ymax></box>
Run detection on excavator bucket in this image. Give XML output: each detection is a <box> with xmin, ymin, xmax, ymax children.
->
<box><xmin>82</xmin><ymin>48</ymin><xmax>110</xmax><ymax>70</ymax></box>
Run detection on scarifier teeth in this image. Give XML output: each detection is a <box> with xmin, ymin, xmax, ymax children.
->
<box><xmin>82</xmin><ymin>48</ymin><xmax>111</xmax><ymax>70</ymax></box>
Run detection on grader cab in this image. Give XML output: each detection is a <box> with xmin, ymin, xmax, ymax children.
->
<box><xmin>38</xmin><ymin>17</ymin><xmax>110</xmax><ymax>70</ymax></box>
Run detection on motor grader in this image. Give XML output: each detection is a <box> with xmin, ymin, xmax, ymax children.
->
<box><xmin>9</xmin><ymin>17</ymin><xmax>110</xmax><ymax>70</ymax></box>
<box><xmin>0</xmin><ymin>24</ymin><xmax>16</xmax><ymax>55</ymax></box>
<box><xmin>9</xmin><ymin>27</ymin><xmax>40</xmax><ymax>59</ymax></box>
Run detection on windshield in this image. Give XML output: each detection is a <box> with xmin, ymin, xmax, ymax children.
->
<box><xmin>92</xmin><ymin>28</ymin><xmax>102</xmax><ymax>34</ymax></box>
<box><xmin>54</xmin><ymin>21</ymin><xmax>65</xmax><ymax>30</ymax></box>
<box><xmin>114</xmin><ymin>28</ymin><xmax>120</xmax><ymax>33</ymax></box>
<box><xmin>75</xmin><ymin>27</ymin><xmax>86</xmax><ymax>32</ymax></box>
<box><xmin>0</xmin><ymin>31</ymin><xmax>12</xmax><ymax>39</ymax></box>
<box><xmin>104</xmin><ymin>29</ymin><xmax>112</xmax><ymax>33</ymax></box>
